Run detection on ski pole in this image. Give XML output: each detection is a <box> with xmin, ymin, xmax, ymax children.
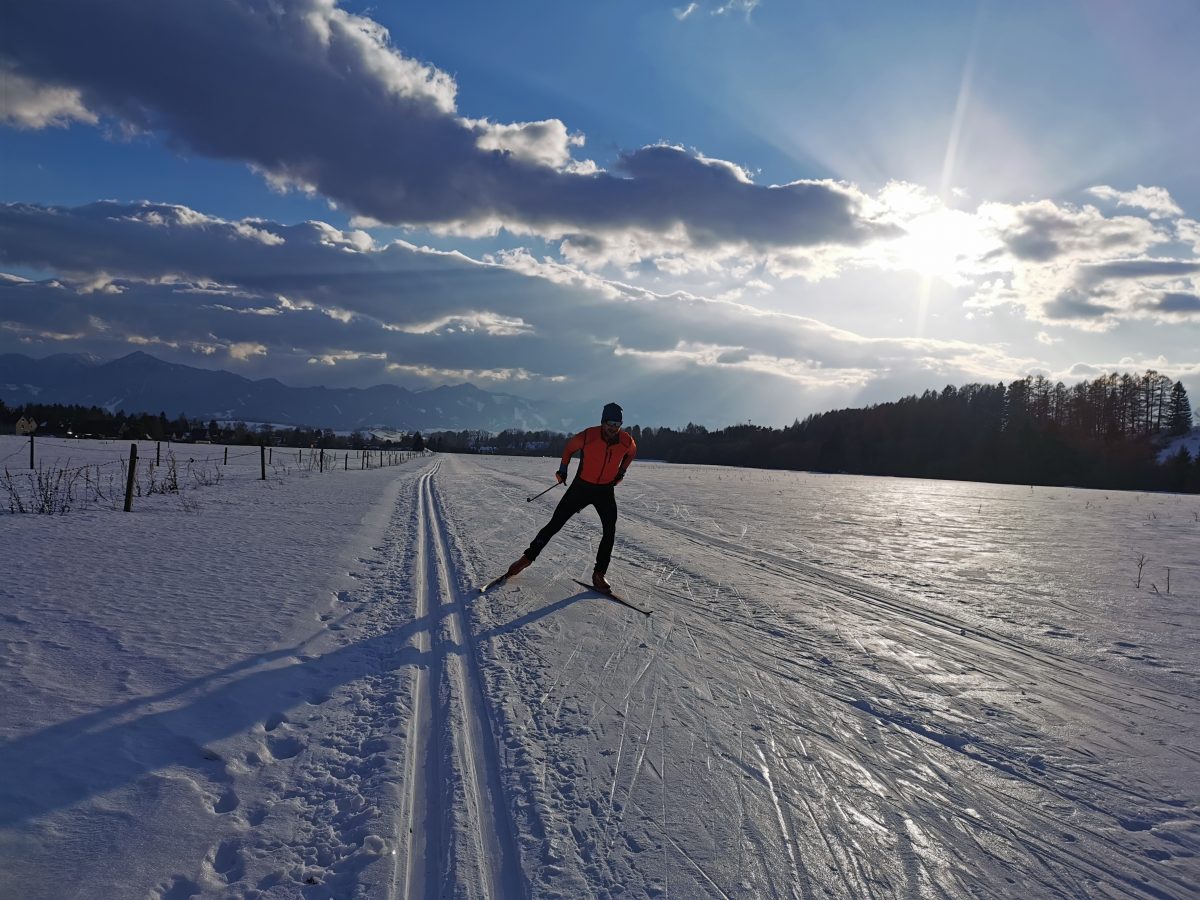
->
<box><xmin>526</xmin><ymin>482</ymin><xmax>562</xmax><ymax>502</ymax></box>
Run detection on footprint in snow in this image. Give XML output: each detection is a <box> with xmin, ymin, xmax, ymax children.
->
<box><xmin>208</xmin><ymin>839</ymin><xmax>246</xmax><ymax>881</ymax></box>
<box><xmin>152</xmin><ymin>875</ymin><xmax>202</xmax><ymax>900</ymax></box>
<box><xmin>213</xmin><ymin>789</ymin><xmax>239</xmax><ymax>814</ymax></box>
<box><xmin>267</xmin><ymin>735</ymin><xmax>304</xmax><ymax>760</ymax></box>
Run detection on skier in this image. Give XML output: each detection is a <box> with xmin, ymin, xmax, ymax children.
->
<box><xmin>505</xmin><ymin>402</ymin><xmax>637</xmax><ymax>592</ymax></box>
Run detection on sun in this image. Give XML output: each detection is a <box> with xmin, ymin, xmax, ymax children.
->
<box><xmin>884</xmin><ymin>206</ymin><xmax>993</xmax><ymax>284</ymax></box>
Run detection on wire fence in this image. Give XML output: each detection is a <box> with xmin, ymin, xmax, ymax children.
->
<box><xmin>0</xmin><ymin>435</ymin><xmax>427</xmax><ymax>515</ymax></box>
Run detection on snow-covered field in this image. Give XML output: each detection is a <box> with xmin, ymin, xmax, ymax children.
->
<box><xmin>1</xmin><ymin>439</ymin><xmax>1197</xmax><ymax>899</ymax></box>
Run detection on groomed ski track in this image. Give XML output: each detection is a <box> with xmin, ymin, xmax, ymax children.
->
<box><xmin>393</xmin><ymin>461</ymin><xmax>526</xmax><ymax>899</ymax></box>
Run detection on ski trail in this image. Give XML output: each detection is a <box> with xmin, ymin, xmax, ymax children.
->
<box><xmin>399</xmin><ymin>466</ymin><xmax>446</xmax><ymax>900</ymax></box>
<box><xmin>397</xmin><ymin>463</ymin><xmax>525</xmax><ymax>899</ymax></box>
<box><xmin>423</xmin><ymin>467</ymin><xmax>526</xmax><ymax>899</ymax></box>
<box><xmin>427</xmin><ymin>472</ymin><xmax>530</xmax><ymax>900</ymax></box>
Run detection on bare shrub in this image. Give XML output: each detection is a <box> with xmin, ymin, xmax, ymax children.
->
<box><xmin>2</xmin><ymin>463</ymin><xmax>86</xmax><ymax>514</ymax></box>
<box><xmin>188</xmin><ymin>459</ymin><xmax>224</xmax><ymax>488</ymax></box>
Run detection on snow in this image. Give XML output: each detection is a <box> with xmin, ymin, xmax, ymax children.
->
<box><xmin>1158</xmin><ymin>428</ymin><xmax>1200</xmax><ymax>463</ymax></box>
<box><xmin>2</xmin><ymin>440</ymin><xmax>1198</xmax><ymax>898</ymax></box>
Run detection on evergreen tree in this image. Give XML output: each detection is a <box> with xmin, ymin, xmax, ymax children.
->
<box><xmin>1167</xmin><ymin>381</ymin><xmax>1193</xmax><ymax>435</ymax></box>
<box><xmin>412</xmin><ymin>432</ymin><xmax>425</xmax><ymax>452</ymax></box>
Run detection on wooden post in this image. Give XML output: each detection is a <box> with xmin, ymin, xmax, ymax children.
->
<box><xmin>156</xmin><ymin>441</ymin><xmax>161</xmax><ymax>466</ymax></box>
<box><xmin>344</xmin><ymin>452</ymin><xmax>348</xmax><ymax>471</ymax></box>
<box><xmin>224</xmin><ymin>446</ymin><xmax>228</xmax><ymax>465</ymax></box>
<box><xmin>260</xmin><ymin>444</ymin><xmax>266</xmax><ymax>481</ymax></box>
<box><xmin>123</xmin><ymin>443</ymin><xmax>138</xmax><ymax>512</ymax></box>
<box><xmin>319</xmin><ymin>448</ymin><xmax>324</xmax><ymax>473</ymax></box>
<box><xmin>269</xmin><ymin>447</ymin><xmax>273</xmax><ymax>465</ymax></box>
<box><xmin>298</xmin><ymin>449</ymin><xmax>302</xmax><ymax>463</ymax></box>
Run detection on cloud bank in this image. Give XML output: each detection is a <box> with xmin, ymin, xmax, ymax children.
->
<box><xmin>0</xmin><ymin>201</ymin><xmax>1041</xmax><ymax>426</ymax></box>
<box><xmin>1</xmin><ymin>0</ymin><xmax>889</xmax><ymax>262</ymax></box>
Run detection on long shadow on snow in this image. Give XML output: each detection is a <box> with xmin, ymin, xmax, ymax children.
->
<box><xmin>0</xmin><ymin>607</ymin><xmax>441</xmax><ymax>828</ymax></box>
<box><xmin>0</xmin><ymin>589</ymin><xmax>591</xmax><ymax>829</ymax></box>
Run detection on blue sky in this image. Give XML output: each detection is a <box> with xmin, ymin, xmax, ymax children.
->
<box><xmin>2</xmin><ymin>0</ymin><xmax>1198</xmax><ymax>427</ymax></box>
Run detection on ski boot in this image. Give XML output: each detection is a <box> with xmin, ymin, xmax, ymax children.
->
<box><xmin>506</xmin><ymin>555</ymin><xmax>533</xmax><ymax>578</ymax></box>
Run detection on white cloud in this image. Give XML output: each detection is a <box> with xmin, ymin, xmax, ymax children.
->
<box><xmin>1177</xmin><ymin>219</ymin><xmax>1200</xmax><ymax>253</ymax></box>
<box><xmin>958</xmin><ymin>198</ymin><xmax>1197</xmax><ymax>329</ymax></box>
<box><xmin>467</xmin><ymin>117</ymin><xmax>587</xmax><ymax>171</ymax></box>
<box><xmin>1087</xmin><ymin>185</ymin><xmax>1184</xmax><ymax>220</ymax></box>
<box><xmin>0</xmin><ymin>64</ymin><xmax>97</xmax><ymax>129</ymax></box>
<box><xmin>391</xmin><ymin>312</ymin><xmax>534</xmax><ymax>337</ymax></box>
<box><xmin>308</xmin><ymin>350</ymin><xmax>386</xmax><ymax>366</ymax></box>
<box><xmin>712</xmin><ymin>0</ymin><xmax>760</xmax><ymax>19</ymax></box>
<box><xmin>1057</xmin><ymin>357</ymin><xmax>1200</xmax><ymax>382</ymax></box>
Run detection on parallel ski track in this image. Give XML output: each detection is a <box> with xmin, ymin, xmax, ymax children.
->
<box><xmin>398</xmin><ymin>462</ymin><xmax>526</xmax><ymax>899</ymax></box>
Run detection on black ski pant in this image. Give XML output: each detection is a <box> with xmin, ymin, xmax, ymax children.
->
<box><xmin>524</xmin><ymin>478</ymin><xmax>618</xmax><ymax>574</ymax></box>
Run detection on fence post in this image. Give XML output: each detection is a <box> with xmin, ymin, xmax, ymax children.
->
<box><xmin>123</xmin><ymin>443</ymin><xmax>138</xmax><ymax>512</ymax></box>
<box><xmin>269</xmin><ymin>447</ymin><xmax>273</xmax><ymax>465</ymax></box>
<box><xmin>319</xmin><ymin>448</ymin><xmax>324</xmax><ymax>473</ymax></box>
<box><xmin>224</xmin><ymin>446</ymin><xmax>228</xmax><ymax>465</ymax></box>
<box><xmin>156</xmin><ymin>441</ymin><xmax>161</xmax><ymax>466</ymax></box>
<box><xmin>344</xmin><ymin>452</ymin><xmax>348</xmax><ymax>471</ymax></box>
<box><xmin>260</xmin><ymin>444</ymin><xmax>266</xmax><ymax>481</ymax></box>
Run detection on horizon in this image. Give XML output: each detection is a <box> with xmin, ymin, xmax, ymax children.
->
<box><xmin>3</xmin><ymin>346</ymin><xmax>1193</xmax><ymax>437</ymax></box>
<box><xmin>2</xmin><ymin>0</ymin><xmax>1198</xmax><ymax>428</ymax></box>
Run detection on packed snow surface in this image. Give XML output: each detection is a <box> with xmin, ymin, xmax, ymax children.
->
<box><xmin>1</xmin><ymin>438</ymin><xmax>1198</xmax><ymax>899</ymax></box>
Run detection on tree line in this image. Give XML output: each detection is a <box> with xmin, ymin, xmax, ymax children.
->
<box><xmin>5</xmin><ymin>371</ymin><xmax>1196</xmax><ymax>492</ymax></box>
<box><xmin>0</xmin><ymin>401</ymin><xmax>426</xmax><ymax>451</ymax></box>
<box><xmin>426</xmin><ymin>372</ymin><xmax>1199</xmax><ymax>493</ymax></box>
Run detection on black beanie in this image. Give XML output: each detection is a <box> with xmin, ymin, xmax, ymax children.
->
<box><xmin>602</xmin><ymin>402</ymin><xmax>623</xmax><ymax>424</ymax></box>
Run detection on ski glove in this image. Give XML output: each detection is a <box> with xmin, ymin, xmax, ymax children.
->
<box><xmin>555</xmin><ymin>464</ymin><xmax>569</xmax><ymax>484</ymax></box>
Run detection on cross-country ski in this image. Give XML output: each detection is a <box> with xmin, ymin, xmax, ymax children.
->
<box><xmin>571</xmin><ymin>578</ymin><xmax>652</xmax><ymax>616</ymax></box>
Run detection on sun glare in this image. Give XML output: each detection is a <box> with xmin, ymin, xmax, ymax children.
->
<box><xmin>880</xmin><ymin>207</ymin><xmax>993</xmax><ymax>284</ymax></box>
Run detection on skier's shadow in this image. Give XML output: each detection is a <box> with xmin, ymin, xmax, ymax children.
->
<box><xmin>0</xmin><ymin>589</ymin><xmax>590</xmax><ymax>829</ymax></box>
<box><xmin>474</xmin><ymin>592</ymin><xmax>585</xmax><ymax>641</ymax></box>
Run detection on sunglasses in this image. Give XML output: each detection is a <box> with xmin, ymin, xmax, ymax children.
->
<box><xmin>603</xmin><ymin>420</ymin><xmax>621</xmax><ymax>427</ymax></box>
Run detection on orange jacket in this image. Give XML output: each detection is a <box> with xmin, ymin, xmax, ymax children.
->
<box><xmin>562</xmin><ymin>426</ymin><xmax>637</xmax><ymax>485</ymax></box>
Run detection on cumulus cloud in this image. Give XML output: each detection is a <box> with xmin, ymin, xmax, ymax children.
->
<box><xmin>959</xmin><ymin>196</ymin><xmax>1200</xmax><ymax>329</ymax></box>
<box><xmin>0</xmin><ymin>0</ymin><xmax>886</xmax><ymax>261</ymax></box>
<box><xmin>983</xmin><ymin>199</ymin><xmax>1165</xmax><ymax>263</ymax></box>
<box><xmin>0</xmin><ymin>62</ymin><xmax>97</xmax><ymax>129</ymax></box>
<box><xmin>0</xmin><ymin>200</ymin><xmax>1033</xmax><ymax>426</ymax></box>
<box><xmin>1087</xmin><ymin>184</ymin><xmax>1184</xmax><ymax>219</ymax></box>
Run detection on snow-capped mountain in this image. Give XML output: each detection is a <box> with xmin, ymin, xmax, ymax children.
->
<box><xmin>0</xmin><ymin>351</ymin><xmax>554</xmax><ymax>432</ymax></box>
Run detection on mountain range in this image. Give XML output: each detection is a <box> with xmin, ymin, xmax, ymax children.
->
<box><xmin>0</xmin><ymin>351</ymin><xmax>556</xmax><ymax>433</ymax></box>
